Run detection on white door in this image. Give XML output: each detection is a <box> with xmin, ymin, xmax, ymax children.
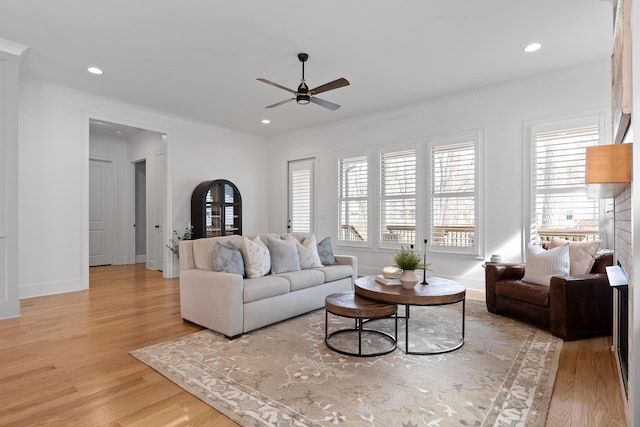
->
<box><xmin>89</xmin><ymin>159</ymin><xmax>113</xmax><ymax>266</ymax></box>
<box><xmin>288</xmin><ymin>158</ymin><xmax>314</xmax><ymax>234</ymax></box>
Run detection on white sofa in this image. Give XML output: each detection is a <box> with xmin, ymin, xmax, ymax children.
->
<box><xmin>179</xmin><ymin>234</ymin><xmax>357</xmax><ymax>338</ymax></box>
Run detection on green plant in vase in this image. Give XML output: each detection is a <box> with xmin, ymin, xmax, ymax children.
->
<box><xmin>393</xmin><ymin>246</ymin><xmax>430</xmax><ymax>289</ymax></box>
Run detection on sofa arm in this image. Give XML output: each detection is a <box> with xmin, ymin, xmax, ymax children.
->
<box><xmin>549</xmin><ymin>274</ymin><xmax>613</xmax><ymax>340</ymax></box>
<box><xmin>179</xmin><ymin>269</ymin><xmax>244</xmax><ymax>338</ymax></box>
<box><xmin>335</xmin><ymin>255</ymin><xmax>358</xmax><ymax>285</ymax></box>
<box><xmin>484</xmin><ymin>263</ymin><xmax>525</xmax><ymax>313</ymax></box>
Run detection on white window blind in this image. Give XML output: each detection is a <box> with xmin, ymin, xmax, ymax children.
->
<box><xmin>430</xmin><ymin>142</ymin><xmax>475</xmax><ymax>247</ymax></box>
<box><xmin>380</xmin><ymin>149</ymin><xmax>416</xmax><ymax>245</ymax></box>
<box><xmin>288</xmin><ymin>159</ymin><xmax>313</xmax><ymax>233</ymax></box>
<box><xmin>531</xmin><ymin>124</ymin><xmax>600</xmax><ymax>242</ymax></box>
<box><xmin>338</xmin><ymin>156</ymin><xmax>368</xmax><ymax>242</ymax></box>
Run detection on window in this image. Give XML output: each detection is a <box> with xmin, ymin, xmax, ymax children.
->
<box><xmin>429</xmin><ymin>141</ymin><xmax>476</xmax><ymax>250</ymax></box>
<box><xmin>288</xmin><ymin>159</ymin><xmax>314</xmax><ymax>233</ymax></box>
<box><xmin>338</xmin><ymin>155</ymin><xmax>368</xmax><ymax>242</ymax></box>
<box><xmin>380</xmin><ymin>149</ymin><xmax>416</xmax><ymax>246</ymax></box>
<box><xmin>530</xmin><ymin>123</ymin><xmax>601</xmax><ymax>243</ymax></box>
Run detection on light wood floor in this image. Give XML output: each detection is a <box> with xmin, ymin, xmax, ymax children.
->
<box><xmin>0</xmin><ymin>264</ymin><xmax>628</xmax><ymax>426</ymax></box>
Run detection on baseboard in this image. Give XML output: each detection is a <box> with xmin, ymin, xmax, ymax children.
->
<box><xmin>19</xmin><ymin>279</ymin><xmax>84</xmax><ymax>299</ymax></box>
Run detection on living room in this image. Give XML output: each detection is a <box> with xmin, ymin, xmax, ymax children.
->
<box><xmin>1</xmin><ymin>1</ymin><xmax>639</xmax><ymax>426</ymax></box>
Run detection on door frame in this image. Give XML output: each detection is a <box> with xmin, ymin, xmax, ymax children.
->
<box><xmin>83</xmin><ymin>115</ymin><xmax>174</xmax><ymax>290</ymax></box>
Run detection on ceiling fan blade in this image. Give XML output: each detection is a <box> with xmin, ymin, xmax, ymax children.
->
<box><xmin>311</xmin><ymin>97</ymin><xmax>341</xmax><ymax>111</ymax></box>
<box><xmin>310</xmin><ymin>78</ymin><xmax>350</xmax><ymax>95</ymax></box>
<box><xmin>265</xmin><ymin>98</ymin><xmax>295</xmax><ymax>108</ymax></box>
<box><xmin>257</xmin><ymin>78</ymin><xmax>297</xmax><ymax>94</ymax></box>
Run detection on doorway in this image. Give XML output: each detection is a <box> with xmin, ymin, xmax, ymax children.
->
<box><xmin>88</xmin><ymin>119</ymin><xmax>166</xmax><ymax>273</ymax></box>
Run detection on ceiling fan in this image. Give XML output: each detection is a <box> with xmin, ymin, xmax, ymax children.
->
<box><xmin>257</xmin><ymin>53</ymin><xmax>349</xmax><ymax>111</ymax></box>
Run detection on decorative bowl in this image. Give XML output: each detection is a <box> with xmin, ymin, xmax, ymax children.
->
<box><xmin>382</xmin><ymin>266</ymin><xmax>403</xmax><ymax>279</ymax></box>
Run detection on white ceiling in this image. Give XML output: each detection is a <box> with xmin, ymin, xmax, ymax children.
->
<box><xmin>0</xmin><ymin>1</ymin><xmax>614</xmax><ymax>137</ymax></box>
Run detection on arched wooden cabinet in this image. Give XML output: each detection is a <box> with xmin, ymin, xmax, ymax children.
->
<box><xmin>191</xmin><ymin>179</ymin><xmax>242</xmax><ymax>238</ymax></box>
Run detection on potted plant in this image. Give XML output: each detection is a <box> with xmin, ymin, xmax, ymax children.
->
<box><xmin>393</xmin><ymin>247</ymin><xmax>428</xmax><ymax>289</ymax></box>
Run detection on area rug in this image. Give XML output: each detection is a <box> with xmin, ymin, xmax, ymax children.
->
<box><xmin>131</xmin><ymin>300</ymin><xmax>562</xmax><ymax>426</ymax></box>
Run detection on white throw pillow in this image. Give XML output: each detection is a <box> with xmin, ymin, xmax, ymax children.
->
<box><xmin>295</xmin><ymin>234</ymin><xmax>323</xmax><ymax>269</ymax></box>
<box><xmin>548</xmin><ymin>237</ymin><xmax>601</xmax><ymax>275</ymax></box>
<box><xmin>522</xmin><ymin>243</ymin><xmax>570</xmax><ymax>286</ymax></box>
<box><xmin>240</xmin><ymin>236</ymin><xmax>271</xmax><ymax>279</ymax></box>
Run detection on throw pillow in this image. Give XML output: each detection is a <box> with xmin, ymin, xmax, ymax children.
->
<box><xmin>212</xmin><ymin>241</ymin><xmax>245</xmax><ymax>276</ymax></box>
<box><xmin>240</xmin><ymin>236</ymin><xmax>271</xmax><ymax>279</ymax></box>
<box><xmin>522</xmin><ymin>243</ymin><xmax>570</xmax><ymax>286</ymax></box>
<box><xmin>268</xmin><ymin>237</ymin><xmax>301</xmax><ymax>274</ymax></box>
<box><xmin>317</xmin><ymin>236</ymin><xmax>338</xmax><ymax>265</ymax></box>
<box><xmin>548</xmin><ymin>237</ymin><xmax>601</xmax><ymax>275</ymax></box>
<box><xmin>295</xmin><ymin>234</ymin><xmax>323</xmax><ymax>269</ymax></box>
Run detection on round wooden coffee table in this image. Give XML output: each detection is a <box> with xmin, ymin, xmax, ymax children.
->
<box><xmin>325</xmin><ymin>291</ymin><xmax>398</xmax><ymax>357</ymax></box>
<box><xmin>355</xmin><ymin>276</ymin><xmax>466</xmax><ymax>355</ymax></box>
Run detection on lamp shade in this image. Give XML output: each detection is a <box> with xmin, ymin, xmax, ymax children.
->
<box><xmin>585</xmin><ymin>143</ymin><xmax>632</xmax><ymax>198</ymax></box>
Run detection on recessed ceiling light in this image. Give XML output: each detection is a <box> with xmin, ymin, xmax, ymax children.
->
<box><xmin>261</xmin><ymin>119</ymin><xmax>271</xmax><ymax>124</ymax></box>
<box><xmin>524</xmin><ymin>43</ymin><xmax>541</xmax><ymax>53</ymax></box>
<box><xmin>88</xmin><ymin>66</ymin><xmax>103</xmax><ymax>75</ymax></box>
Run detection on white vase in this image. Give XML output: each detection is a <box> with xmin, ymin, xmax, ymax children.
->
<box><xmin>399</xmin><ymin>269</ymin><xmax>419</xmax><ymax>289</ymax></box>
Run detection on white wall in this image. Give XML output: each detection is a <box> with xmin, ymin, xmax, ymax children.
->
<box><xmin>267</xmin><ymin>61</ymin><xmax>611</xmax><ymax>290</ymax></box>
<box><xmin>18</xmin><ymin>79</ymin><xmax>269</xmax><ymax>298</ymax></box>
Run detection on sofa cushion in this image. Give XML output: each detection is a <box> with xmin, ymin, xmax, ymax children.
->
<box><xmin>495</xmin><ymin>279</ymin><xmax>550</xmax><ymax>307</ymax></box>
<box><xmin>315</xmin><ymin>264</ymin><xmax>353</xmax><ymax>282</ymax></box>
<box><xmin>522</xmin><ymin>243</ymin><xmax>570</xmax><ymax>286</ymax></box>
<box><xmin>317</xmin><ymin>236</ymin><xmax>338</xmax><ymax>265</ymax></box>
<box><xmin>548</xmin><ymin>237</ymin><xmax>601</xmax><ymax>275</ymax></box>
<box><xmin>243</xmin><ymin>275</ymin><xmax>291</xmax><ymax>303</ymax></box>
<box><xmin>275</xmin><ymin>269</ymin><xmax>326</xmax><ymax>291</ymax></box>
<box><xmin>268</xmin><ymin>237</ymin><xmax>301</xmax><ymax>274</ymax></box>
<box><xmin>241</xmin><ymin>236</ymin><xmax>271</xmax><ymax>279</ymax></box>
<box><xmin>212</xmin><ymin>241</ymin><xmax>245</xmax><ymax>276</ymax></box>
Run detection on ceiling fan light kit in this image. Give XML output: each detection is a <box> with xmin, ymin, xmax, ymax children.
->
<box><xmin>257</xmin><ymin>52</ymin><xmax>349</xmax><ymax>110</ymax></box>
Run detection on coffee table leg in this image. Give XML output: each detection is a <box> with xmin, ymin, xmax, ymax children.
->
<box><xmin>405</xmin><ymin>305</ymin><xmax>410</xmax><ymax>353</ymax></box>
<box><xmin>358</xmin><ymin>319</ymin><xmax>362</xmax><ymax>355</ymax></box>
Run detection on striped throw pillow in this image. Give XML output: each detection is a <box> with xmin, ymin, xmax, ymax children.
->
<box><xmin>522</xmin><ymin>243</ymin><xmax>570</xmax><ymax>286</ymax></box>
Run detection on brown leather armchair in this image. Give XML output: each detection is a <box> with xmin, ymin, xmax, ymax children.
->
<box><xmin>485</xmin><ymin>251</ymin><xmax>613</xmax><ymax>340</ymax></box>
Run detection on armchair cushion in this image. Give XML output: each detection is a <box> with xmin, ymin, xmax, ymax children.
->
<box><xmin>521</xmin><ymin>243</ymin><xmax>569</xmax><ymax>286</ymax></box>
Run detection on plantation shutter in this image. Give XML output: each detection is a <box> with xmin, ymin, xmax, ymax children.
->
<box><xmin>288</xmin><ymin>159</ymin><xmax>313</xmax><ymax>233</ymax></box>
<box><xmin>430</xmin><ymin>142</ymin><xmax>475</xmax><ymax>247</ymax></box>
<box><xmin>338</xmin><ymin>155</ymin><xmax>368</xmax><ymax>242</ymax></box>
<box><xmin>531</xmin><ymin>124</ymin><xmax>600</xmax><ymax>242</ymax></box>
<box><xmin>380</xmin><ymin>149</ymin><xmax>416</xmax><ymax>245</ymax></box>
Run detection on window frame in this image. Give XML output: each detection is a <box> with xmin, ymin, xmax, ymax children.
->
<box><xmin>336</xmin><ymin>149</ymin><xmax>371</xmax><ymax>248</ymax></box>
<box><xmin>424</xmin><ymin>130</ymin><xmax>484</xmax><ymax>257</ymax></box>
<box><xmin>378</xmin><ymin>143</ymin><xmax>418</xmax><ymax>250</ymax></box>
<box><xmin>524</xmin><ymin>112</ymin><xmax>607</xmax><ymax>249</ymax></box>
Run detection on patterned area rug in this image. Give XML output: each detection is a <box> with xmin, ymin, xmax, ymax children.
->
<box><xmin>131</xmin><ymin>300</ymin><xmax>561</xmax><ymax>426</ymax></box>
